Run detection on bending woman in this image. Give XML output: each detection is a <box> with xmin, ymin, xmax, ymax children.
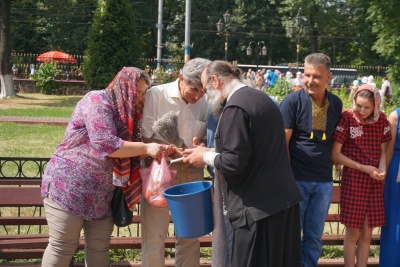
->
<box><xmin>41</xmin><ymin>67</ymin><xmax>173</xmax><ymax>267</ymax></box>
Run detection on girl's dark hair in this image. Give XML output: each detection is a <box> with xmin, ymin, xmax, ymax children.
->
<box><xmin>356</xmin><ymin>89</ymin><xmax>374</xmax><ymax>101</ymax></box>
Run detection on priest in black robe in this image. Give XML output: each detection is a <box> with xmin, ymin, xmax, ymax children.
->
<box><xmin>183</xmin><ymin>60</ymin><xmax>303</xmax><ymax>267</ymax></box>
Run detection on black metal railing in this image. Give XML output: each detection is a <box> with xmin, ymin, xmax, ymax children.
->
<box><xmin>0</xmin><ymin>157</ymin><xmax>50</xmax><ymax>185</ymax></box>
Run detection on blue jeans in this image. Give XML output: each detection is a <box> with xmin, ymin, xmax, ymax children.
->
<box><xmin>296</xmin><ymin>181</ymin><xmax>333</xmax><ymax>267</ymax></box>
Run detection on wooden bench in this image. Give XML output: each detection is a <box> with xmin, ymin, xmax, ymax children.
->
<box><xmin>0</xmin><ymin>157</ymin><xmax>379</xmax><ymax>266</ymax></box>
<box><xmin>0</xmin><ymin>183</ymin><xmax>212</xmax><ymax>265</ymax></box>
<box><xmin>1</xmin><ymin>184</ymin><xmax>380</xmax><ymax>267</ymax></box>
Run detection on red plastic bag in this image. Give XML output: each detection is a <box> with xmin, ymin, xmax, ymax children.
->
<box><xmin>140</xmin><ymin>153</ymin><xmax>176</xmax><ymax>207</ymax></box>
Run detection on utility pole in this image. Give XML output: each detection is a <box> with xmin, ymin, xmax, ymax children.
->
<box><xmin>156</xmin><ymin>0</ymin><xmax>163</xmax><ymax>68</ymax></box>
<box><xmin>184</xmin><ymin>0</ymin><xmax>191</xmax><ymax>62</ymax></box>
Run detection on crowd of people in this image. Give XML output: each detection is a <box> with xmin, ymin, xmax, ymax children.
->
<box><xmin>40</xmin><ymin>53</ymin><xmax>399</xmax><ymax>267</ymax></box>
<box><xmin>243</xmin><ymin>67</ymin><xmax>305</xmax><ymax>92</ymax></box>
<box><xmin>350</xmin><ymin>75</ymin><xmax>393</xmax><ymax>107</ymax></box>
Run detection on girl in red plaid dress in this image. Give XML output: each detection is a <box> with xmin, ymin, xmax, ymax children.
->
<box><xmin>331</xmin><ymin>84</ymin><xmax>391</xmax><ymax>267</ymax></box>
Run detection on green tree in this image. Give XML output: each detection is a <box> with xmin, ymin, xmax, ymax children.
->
<box><xmin>11</xmin><ymin>0</ymin><xmax>47</xmax><ymax>53</ymax></box>
<box><xmin>11</xmin><ymin>0</ymin><xmax>96</xmax><ymax>54</ymax></box>
<box><xmin>83</xmin><ymin>0</ymin><xmax>143</xmax><ymax>90</ymax></box>
<box><xmin>161</xmin><ymin>0</ymin><xmax>221</xmax><ymax>61</ymax></box>
<box><xmin>277</xmin><ymin>0</ymin><xmax>386</xmax><ymax>67</ymax></box>
<box><xmin>131</xmin><ymin>0</ymin><xmax>158</xmax><ymax>59</ymax></box>
<box><xmin>38</xmin><ymin>0</ymin><xmax>96</xmax><ymax>55</ymax></box>
<box><xmin>368</xmin><ymin>0</ymin><xmax>400</xmax><ymax>82</ymax></box>
<box><xmin>329</xmin><ymin>0</ymin><xmax>385</xmax><ymax>66</ymax></box>
<box><xmin>160</xmin><ymin>0</ymin><xmax>291</xmax><ymax>65</ymax></box>
<box><xmin>7</xmin><ymin>0</ymin><xmax>397</xmax><ymax>71</ymax></box>
<box><xmin>233</xmin><ymin>0</ymin><xmax>290</xmax><ymax>65</ymax></box>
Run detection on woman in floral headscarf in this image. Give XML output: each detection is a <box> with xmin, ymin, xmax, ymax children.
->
<box><xmin>41</xmin><ymin>67</ymin><xmax>174</xmax><ymax>267</ymax></box>
<box><xmin>331</xmin><ymin>84</ymin><xmax>391</xmax><ymax>267</ymax></box>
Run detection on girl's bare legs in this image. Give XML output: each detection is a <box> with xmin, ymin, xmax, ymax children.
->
<box><xmin>356</xmin><ymin>217</ymin><xmax>372</xmax><ymax>267</ymax></box>
<box><xmin>344</xmin><ymin>226</ymin><xmax>360</xmax><ymax>267</ymax></box>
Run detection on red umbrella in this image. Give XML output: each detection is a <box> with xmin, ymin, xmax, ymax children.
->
<box><xmin>36</xmin><ymin>51</ymin><xmax>77</xmax><ymax>64</ymax></box>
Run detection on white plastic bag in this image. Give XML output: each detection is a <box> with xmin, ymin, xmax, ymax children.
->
<box><xmin>140</xmin><ymin>153</ymin><xmax>176</xmax><ymax>207</ymax></box>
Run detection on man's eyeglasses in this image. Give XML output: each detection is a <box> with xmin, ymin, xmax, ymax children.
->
<box><xmin>182</xmin><ymin>79</ymin><xmax>207</xmax><ymax>95</ymax></box>
<box><xmin>189</xmin><ymin>86</ymin><xmax>207</xmax><ymax>95</ymax></box>
<box><xmin>184</xmin><ymin>80</ymin><xmax>207</xmax><ymax>95</ymax></box>
<box><xmin>201</xmin><ymin>77</ymin><xmax>212</xmax><ymax>94</ymax></box>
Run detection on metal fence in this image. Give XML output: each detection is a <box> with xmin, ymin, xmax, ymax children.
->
<box><xmin>10</xmin><ymin>53</ymin><xmax>185</xmax><ymax>80</ymax></box>
<box><xmin>10</xmin><ymin>52</ymin><xmax>389</xmax><ymax>91</ymax></box>
<box><xmin>11</xmin><ymin>53</ymin><xmax>84</xmax><ymax>80</ymax></box>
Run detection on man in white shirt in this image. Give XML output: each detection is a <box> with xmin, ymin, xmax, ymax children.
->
<box><xmin>140</xmin><ymin>58</ymin><xmax>211</xmax><ymax>267</ymax></box>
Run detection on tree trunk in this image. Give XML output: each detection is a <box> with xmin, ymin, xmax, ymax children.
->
<box><xmin>307</xmin><ymin>8</ymin><xmax>319</xmax><ymax>53</ymax></box>
<box><xmin>310</xmin><ymin>29</ymin><xmax>319</xmax><ymax>53</ymax></box>
<box><xmin>0</xmin><ymin>0</ymin><xmax>15</xmax><ymax>99</ymax></box>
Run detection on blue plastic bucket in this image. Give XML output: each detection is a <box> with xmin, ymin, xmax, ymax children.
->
<box><xmin>163</xmin><ymin>181</ymin><xmax>213</xmax><ymax>238</ymax></box>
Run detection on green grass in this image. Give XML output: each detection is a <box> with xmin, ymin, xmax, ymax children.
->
<box><xmin>0</xmin><ymin>93</ymin><xmax>78</xmax><ymax>158</ymax></box>
<box><xmin>0</xmin><ymin>122</ymin><xmax>65</xmax><ymax>158</ymax></box>
<box><xmin>1</xmin><ymin>108</ymin><xmax>74</xmax><ymax>117</ymax></box>
<box><xmin>0</xmin><ymin>93</ymin><xmax>81</xmax><ymax>118</ymax></box>
<box><xmin>321</xmin><ymin>245</ymin><xmax>380</xmax><ymax>259</ymax></box>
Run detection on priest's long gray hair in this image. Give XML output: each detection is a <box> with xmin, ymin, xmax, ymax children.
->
<box><xmin>203</xmin><ymin>60</ymin><xmax>242</xmax><ymax>84</ymax></box>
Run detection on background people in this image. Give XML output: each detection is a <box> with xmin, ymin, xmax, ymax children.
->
<box><xmin>12</xmin><ymin>64</ymin><xmax>18</xmax><ymax>77</ymax></box>
<box><xmin>267</xmin><ymin>69</ymin><xmax>279</xmax><ymax>88</ymax></box>
<box><xmin>183</xmin><ymin>60</ymin><xmax>303</xmax><ymax>267</ymax></box>
<box><xmin>144</xmin><ymin>65</ymin><xmax>152</xmax><ymax>76</ymax></box>
<box><xmin>368</xmin><ymin>75</ymin><xmax>377</xmax><ymax>88</ymax></box>
<box><xmin>279</xmin><ymin>53</ymin><xmax>343</xmax><ymax>267</ymax></box>
<box><xmin>140</xmin><ymin>58</ymin><xmax>211</xmax><ymax>267</ymax></box>
<box><xmin>246</xmin><ymin>68</ymin><xmax>255</xmax><ymax>81</ymax></box>
<box><xmin>253</xmin><ymin>71</ymin><xmax>264</xmax><ymax>90</ymax></box>
<box><xmin>41</xmin><ymin>67</ymin><xmax>172</xmax><ymax>267</ymax></box>
<box><xmin>361</xmin><ymin>76</ymin><xmax>368</xmax><ymax>84</ymax></box>
<box><xmin>292</xmin><ymin>71</ymin><xmax>303</xmax><ymax>91</ymax></box>
<box><xmin>29</xmin><ymin>64</ymin><xmax>36</xmax><ymax>78</ymax></box>
<box><xmin>331</xmin><ymin>84</ymin><xmax>390</xmax><ymax>266</ymax></box>
<box><xmin>380</xmin><ymin>77</ymin><xmax>392</xmax><ymax>104</ymax></box>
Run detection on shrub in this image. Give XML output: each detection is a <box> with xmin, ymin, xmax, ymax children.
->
<box><xmin>30</xmin><ymin>62</ymin><xmax>62</xmax><ymax>94</ymax></box>
<box><xmin>266</xmin><ymin>79</ymin><xmax>293</xmax><ymax>102</ymax></box>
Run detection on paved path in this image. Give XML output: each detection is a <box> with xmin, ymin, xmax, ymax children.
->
<box><xmin>0</xmin><ymin>116</ymin><xmax>69</xmax><ymax>126</ymax></box>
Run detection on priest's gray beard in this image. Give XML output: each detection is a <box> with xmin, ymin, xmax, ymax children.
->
<box><xmin>207</xmin><ymin>79</ymin><xmax>238</xmax><ymax>118</ymax></box>
<box><xmin>206</xmin><ymin>84</ymin><xmax>223</xmax><ymax>118</ymax></box>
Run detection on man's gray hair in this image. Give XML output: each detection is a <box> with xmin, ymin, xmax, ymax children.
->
<box><xmin>304</xmin><ymin>53</ymin><xmax>331</xmax><ymax>72</ymax></box>
<box><xmin>182</xmin><ymin>58</ymin><xmax>211</xmax><ymax>88</ymax></box>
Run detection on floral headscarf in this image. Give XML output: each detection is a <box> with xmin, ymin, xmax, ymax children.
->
<box><xmin>351</xmin><ymin>83</ymin><xmax>381</xmax><ymax>125</ymax></box>
<box><xmin>106</xmin><ymin>67</ymin><xmax>145</xmax><ymax>209</ymax></box>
